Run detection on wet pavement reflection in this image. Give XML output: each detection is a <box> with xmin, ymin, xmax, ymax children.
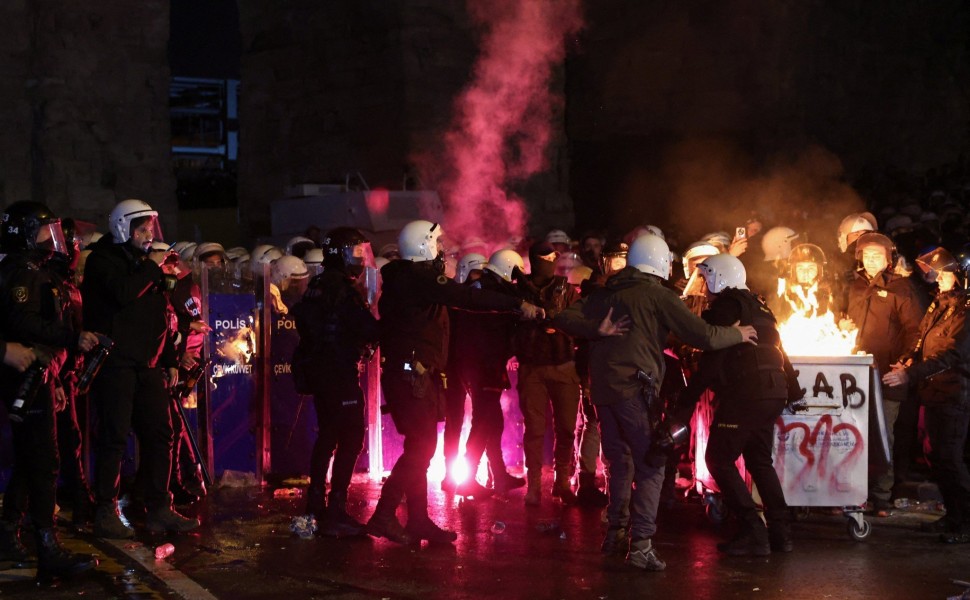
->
<box><xmin>3</xmin><ymin>472</ymin><xmax>970</xmax><ymax>599</ymax></box>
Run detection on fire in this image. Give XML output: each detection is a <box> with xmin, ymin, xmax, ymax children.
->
<box><xmin>777</xmin><ymin>280</ymin><xmax>858</xmax><ymax>356</ymax></box>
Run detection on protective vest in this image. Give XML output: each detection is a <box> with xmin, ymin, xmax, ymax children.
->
<box><xmin>710</xmin><ymin>288</ymin><xmax>789</xmax><ymax>401</ymax></box>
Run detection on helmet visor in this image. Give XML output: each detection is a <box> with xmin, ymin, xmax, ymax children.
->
<box><xmin>36</xmin><ymin>220</ymin><xmax>69</xmax><ymax>255</ymax></box>
<box><xmin>342</xmin><ymin>242</ymin><xmax>376</xmax><ymax>269</ymax></box>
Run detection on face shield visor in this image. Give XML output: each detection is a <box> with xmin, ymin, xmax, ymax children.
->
<box><xmin>128</xmin><ymin>215</ymin><xmax>165</xmax><ymax>253</ymax></box>
<box><xmin>35</xmin><ymin>219</ymin><xmax>69</xmax><ymax>256</ymax></box>
<box><xmin>343</xmin><ymin>242</ymin><xmax>376</xmax><ymax>278</ymax></box>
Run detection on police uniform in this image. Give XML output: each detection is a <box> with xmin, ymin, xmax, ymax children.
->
<box><xmin>901</xmin><ymin>289</ymin><xmax>970</xmax><ymax>541</ymax></box>
<box><xmin>451</xmin><ymin>268</ymin><xmax>523</xmax><ymax>496</ymax></box>
<box><xmin>681</xmin><ymin>287</ymin><xmax>800</xmax><ymax>555</ymax></box>
<box><xmin>0</xmin><ymin>245</ymin><xmax>96</xmax><ymax>577</ymax></box>
<box><xmin>367</xmin><ymin>258</ymin><xmax>520</xmax><ymax>544</ymax></box>
<box><xmin>291</xmin><ymin>267</ymin><xmax>378</xmax><ymax>534</ymax></box>
<box><xmin>845</xmin><ymin>266</ymin><xmax>924</xmax><ymax>509</ymax></box>
<box><xmin>81</xmin><ymin>234</ymin><xmax>196</xmax><ymax>537</ymax></box>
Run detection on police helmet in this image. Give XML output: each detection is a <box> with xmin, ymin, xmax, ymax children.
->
<box><xmin>1</xmin><ymin>201</ymin><xmax>67</xmax><ymax>256</ymax></box>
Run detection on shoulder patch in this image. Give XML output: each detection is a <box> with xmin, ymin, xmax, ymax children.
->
<box><xmin>12</xmin><ymin>286</ymin><xmax>28</xmax><ymax>303</ymax></box>
<box><xmin>436</xmin><ymin>275</ymin><xmax>448</xmax><ymax>285</ymax></box>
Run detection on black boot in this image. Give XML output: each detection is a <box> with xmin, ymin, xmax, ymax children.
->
<box><xmin>0</xmin><ymin>521</ymin><xmax>30</xmax><ymax>565</ymax></box>
<box><xmin>145</xmin><ymin>505</ymin><xmax>201</xmax><ymax>534</ymax></box>
<box><xmin>94</xmin><ymin>503</ymin><xmax>135</xmax><ymax>540</ymax></box>
<box><xmin>768</xmin><ymin>520</ymin><xmax>793</xmax><ymax>553</ymax></box>
<box><xmin>35</xmin><ymin>528</ymin><xmax>97</xmax><ymax>583</ymax></box>
<box><xmin>405</xmin><ymin>516</ymin><xmax>458</xmax><ymax>544</ymax></box>
<box><xmin>71</xmin><ymin>487</ymin><xmax>97</xmax><ymax>527</ymax></box>
<box><xmin>304</xmin><ymin>486</ymin><xmax>327</xmax><ymax>519</ymax></box>
<box><xmin>717</xmin><ymin>514</ymin><xmax>770</xmax><ymax>556</ymax></box>
<box><xmin>321</xmin><ymin>490</ymin><xmax>365</xmax><ymax>537</ymax></box>
<box><xmin>365</xmin><ymin>488</ymin><xmax>410</xmax><ymax>544</ymax></box>
<box><xmin>576</xmin><ymin>473</ymin><xmax>608</xmax><ymax>508</ymax></box>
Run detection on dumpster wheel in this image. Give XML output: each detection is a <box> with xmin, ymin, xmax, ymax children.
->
<box><xmin>847</xmin><ymin>515</ymin><xmax>872</xmax><ymax>541</ymax></box>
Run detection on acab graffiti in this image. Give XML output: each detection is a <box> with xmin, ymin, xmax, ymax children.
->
<box><xmin>772</xmin><ymin>358</ymin><xmax>872</xmax><ymax>503</ymax></box>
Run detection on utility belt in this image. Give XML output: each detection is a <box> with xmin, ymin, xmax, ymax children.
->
<box><xmin>381</xmin><ymin>355</ymin><xmax>448</xmax><ymax>416</ymax></box>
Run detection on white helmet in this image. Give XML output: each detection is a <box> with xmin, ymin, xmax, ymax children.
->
<box><xmin>195</xmin><ymin>242</ymin><xmax>227</xmax><ymax>263</ymax></box>
<box><xmin>837</xmin><ymin>213</ymin><xmax>876</xmax><ymax>253</ymax></box>
<box><xmin>485</xmin><ymin>249</ymin><xmax>524</xmax><ymax>282</ymax></box>
<box><xmin>303</xmin><ymin>247</ymin><xmax>324</xmax><ymax>267</ymax></box>
<box><xmin>253</xmin><ymin>245</ymin><xmax>283</xmax><ymax>265</ymax></box>
<box><xmin>696</xmin><ymin>254</ymin><xmax>747</xmax><ymax>294</ymax></box>
<box><xmin>701</xmin><ymin>231</ymin><xmax>732</xmax><ymax>251</ymax></box>
<box><xmin>285</xmin><ymin>235</ymin><xmax>315</xmax><ymax>257</ymax></box>
<box><xmin>398</xmin><ymin>220</ymin><xmax>443</xmax><ymax>262</ymax></box>
<box><xmin>628</xmin><ymin>234</ymin><xmax>672</xmax><ymax>279</ymax></box>
<box><xmin>225</xmin><ymin>246</ymin><xmax>248</xmax><ymax>261</ymax></box>
<box><xmin>681</xmin><ymin>241</ymin><xmax>720</xmax><ymax>279</ymax></box>
<box><xmin>545</xmin><ymin>229</ymin><xmax>571</xmax><ymax>246</ymax></box>
<box><xmin>108</xmin><ymin>199</ymin><xmax>158</xmax><ymax>244</ymax></box>
<box><xmin>149</xmin><ymin>241</ymin><xmax>170</xmax><ymax>253</ymax></box>
<box><xmin>761</xmin><ymin>226</ymin><xmax>799</xmax><ymax>261</ymax></box>
<box><xmin>171</xmin><ymin>241</ymin><xmax>194</xmax><ymax>255</ymax></box>
<box><xmin>80</xmin><ymin>231</ymin><xmax>103</xmax><ymax>249</ymax></box>
<box><xmin>456</xmin><ymin>252</ymin><xmax>487</xmax><ymax>284</ymax></box>
<box><xmin>645</xmin><ymin>225</ymin><xmax>665</xmax><ymax>240</ymax></box>
<box><xmin>270</xmin><ymin>255</ymin><xmax>309</xmax><ymax>286</ymax></box>
<box><xmin>178</xmin><ymin>242</ymin><xmax>198</xmax><ymax>261</ymax></box>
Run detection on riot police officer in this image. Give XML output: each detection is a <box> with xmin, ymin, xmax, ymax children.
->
<box><xmin>452</xmin><ymin>249</ymin><xmax>528</xmax><ymax>498</ymax></box>
<box><xmin>0</xmin><ymin>201</ymin><xmax>98</xmax><ymax>580</ymax></box>
<box><xmin>679</xmin><ymin>254</ymin><xmax>801</xmax><ymax>556</ymax></box>
<box><xmin>884</xmin><ymin>247</ymin><xmax>970</xmax><ymax>543</ymax></box>
<box><xmin>82</xmin><ymin>199</ymin><xmax>199</xmax><ymax>538</ymax></box>
<box><xmin>366</xmin><ymin>220</ymin><xmax>541</xmax><ymax>545</ymax></box>
<box><xmin>291</xmin><ymin>226</ymin><xmax>379</xmax><ymax>537</ymax></box>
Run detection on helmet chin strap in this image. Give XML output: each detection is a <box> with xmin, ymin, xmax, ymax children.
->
<box><xmin>431</xmin><ymin>252</ymin><xmax>445</xmax><ymax>274</ymax></box>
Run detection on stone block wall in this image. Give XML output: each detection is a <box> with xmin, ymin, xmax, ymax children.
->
<box><xmin>0</xmin><ymin>0</ymin><xmax>175</xmax><ymax>235</ymax></box>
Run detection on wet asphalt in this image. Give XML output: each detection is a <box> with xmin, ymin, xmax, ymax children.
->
<box><xmin>1</xmin><ymin>471</ymin><xmax>969</xmax><ymax>600</ymax></box>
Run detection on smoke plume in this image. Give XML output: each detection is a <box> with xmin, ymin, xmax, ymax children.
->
<box><xmin>421</xmin><ymin>0</ymin><xmax>583</xmax><ymax>254</ymax></box>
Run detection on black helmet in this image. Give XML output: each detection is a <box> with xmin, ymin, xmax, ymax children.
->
<box><xmin>916</xmin><ymin>246</ymin><xmax>959</xmax><ymax>275</ymax></box>
<box><xmin>322</xmin><ymin>227</ymin><xmax>371</xmax><ymax>276</ymax></box>
<box><xmin>600</xmin><ymin>240</ymin><xmax>629</xmax><ymax>276</ymax></box>
<box><xmin>788</xmin><ymin>243</ymin><xmax>827</xmax><ymax>281</ymax></box>
<box><xmin>1</xmin><ymin>201</ymin><xmax>67</xmax><ymax>255</ymax></box>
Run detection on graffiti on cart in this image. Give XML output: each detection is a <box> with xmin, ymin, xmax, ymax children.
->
<box><xmin>810</xmin><ymin>371</ymin><xmax>867</xmax><ymax>409</ymax></box>
<box><xmin>774</xmin><ymin>415</ymin><xmax>864</xmax><ymax>495</ymax></box>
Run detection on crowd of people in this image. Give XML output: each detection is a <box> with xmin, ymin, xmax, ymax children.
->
<box><xmin>2</xmin><ymin>179</ymin><xmax>970</xmax><ymax>580</ymax></box>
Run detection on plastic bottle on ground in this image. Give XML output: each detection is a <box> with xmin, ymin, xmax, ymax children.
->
<box><xmin>154</xmin><ymin>543</ymin><xmax>175</xmax><ymax>560</ymax></box>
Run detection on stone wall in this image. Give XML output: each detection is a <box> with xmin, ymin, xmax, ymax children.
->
<box><xmin>0</xmin><ymin>0</ymin><xmax>175</xmax><ymax>234</ymax></box>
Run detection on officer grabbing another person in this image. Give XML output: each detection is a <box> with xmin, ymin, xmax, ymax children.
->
<box><xmin>554</xmin><ymin>234</ymin><xmax>757</xmax><ymax>572</ymax></box>
<box><xmin>82</xmin><ymin>199</ymin><xmax>199</xmax><ymax>538</ymax></box>
<box><xmin>0</xmin><ymin>201</ymin><xmax>98</xmax><ymax>580</ymax></box>
<box><xmin>366</xmin><ymin>220</ymin><xmax>542</xmax><ymax>545</ymax></box>
<box><xmin>678</xmin><ymin>254</ymin><xmax>801</xmax><ymax>556</ymax></box>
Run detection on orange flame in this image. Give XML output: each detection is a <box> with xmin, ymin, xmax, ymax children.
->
<box><xmin>777</xmin><ymin>279</ymin><xmax>858</xmax><ymax>356</ymax></box>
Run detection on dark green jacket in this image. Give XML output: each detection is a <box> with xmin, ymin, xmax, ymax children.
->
<box><xmin>552</xmin><ymin>267</ymin><xmax>742</xmax><ymax>405</ymax></box>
